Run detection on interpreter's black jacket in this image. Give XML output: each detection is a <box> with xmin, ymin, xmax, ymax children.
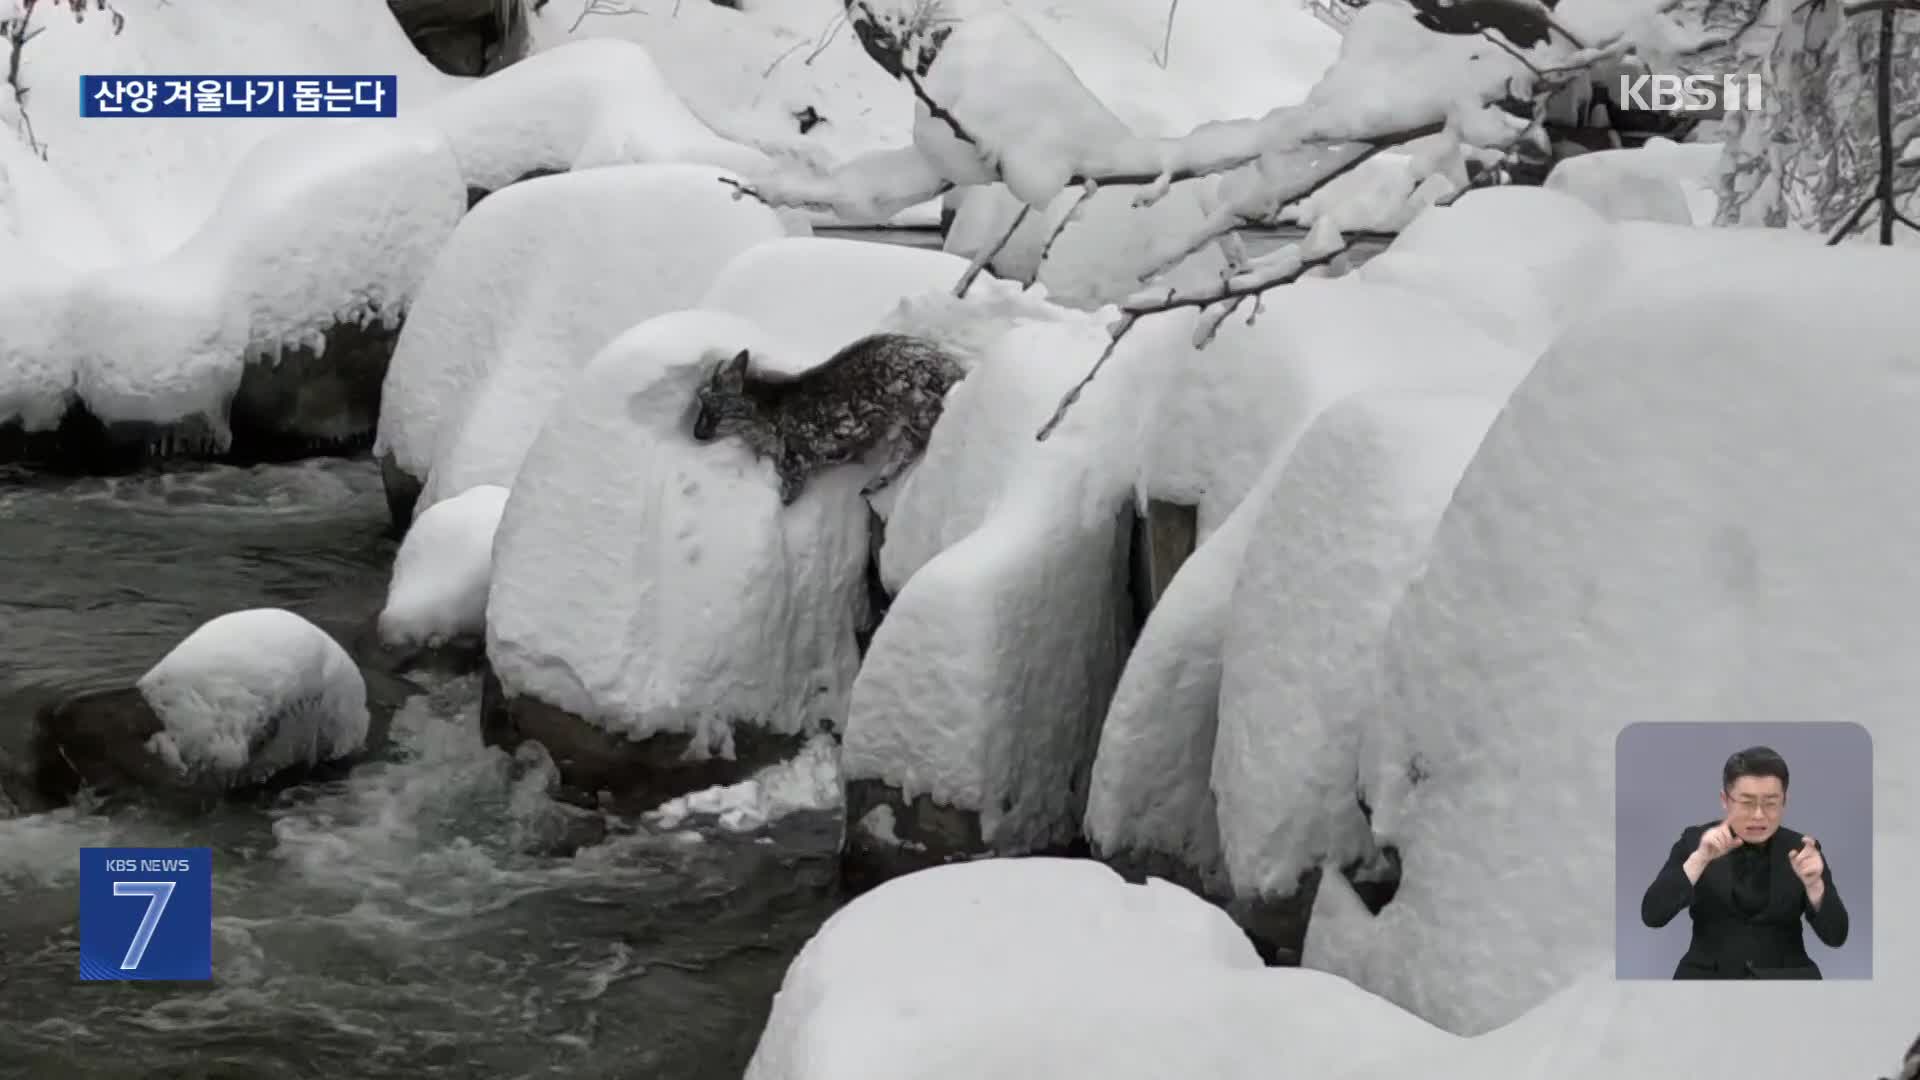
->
<box><xmin>1640</xmin><ymin>822</ymin><xmax>1848</xmax><ymax>979</ymax></box>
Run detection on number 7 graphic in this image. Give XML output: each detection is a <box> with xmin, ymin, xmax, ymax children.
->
<box><xmin>112</xmin><ymin>881</ymin><xmax>176</xmax><ymax>971</ymax></box>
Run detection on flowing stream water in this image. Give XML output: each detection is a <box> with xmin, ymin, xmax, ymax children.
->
<box><xmin>0</xmin><ymin>461</ymin><xmax>840</xmax><ymax>1080</ymax></box>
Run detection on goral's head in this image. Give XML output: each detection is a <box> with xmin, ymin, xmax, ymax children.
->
<box><xmin>692</xmin><ymin>348</ymin><xmax>757</xmax><ymax>441</ymax></box>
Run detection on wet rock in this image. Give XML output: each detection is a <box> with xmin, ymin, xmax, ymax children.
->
<box><xmin>378</xmin><ymin>450</ymin><xmax>426</xmax><ymax>534</ymax></box>
<box><xmin>465</xmin><ymin>166</ymin><xmax>566</xmax><ymax>210</ymax></box>
<box><xmin>1223</xmin><ymin>850</ymin><xmax>1403</xmax><ymax>966</ymax></box>
<box><xmin>389</xmin><ymin>0</ymin><xmax>524</xmax><ymax>77</ymax></box>
<box><xmin>345</xmin><ymin>611</ymin><xmax>487</xmax><ymax>679</ymax></box>
<box><xmin>478</xmin><ymin>663</ymin><xmax>810</xmax><ymax>817</ymax></box>
<box><xmin>26</xmin><ymin>667</ymin><xmax>418</xmax><ymax>813</ymax></box>
<box><xmin>839</xmin><ymin>779</ymin><xmax>1095</xmax><ymax>896</ymax></box>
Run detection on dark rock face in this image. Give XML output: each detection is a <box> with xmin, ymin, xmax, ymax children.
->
<box><xmin>378</xmin><ymin>450</ymin><xmax>426</xmax><ymax>535</ymax></box>
<box><xmin>478</xmin><ymin>663</ymin><xmax>812</xmax><ymax>815</ymax></box>
<box><xmin>839</xmin><ymin>778</ymin><xmax>1094</xmax><ymax>896</ymax></box>
<box><xmin>465</xmin><ymin>166</ymin><xmax>566</xmax><ymax>210</ymax></box>
<box><xmin>23</xmin><ymin>667</ymin><xmax>415</xmax><ymax>814</ymax></box>
<box><xmin>389</xmin><ymin>0</ymin><xmax>525</xmax><ymax>77</ymax></box>
<box><xmin>0</xmin><ymin>315</ymin><xmax>404</xmax><ymax>473</ymax></box>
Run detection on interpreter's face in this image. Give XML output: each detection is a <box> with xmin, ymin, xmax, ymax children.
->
<box><xmin>1721</xmin><ymin>776</ymin><xmax>1786</xmax><ymax>844</ymax></box>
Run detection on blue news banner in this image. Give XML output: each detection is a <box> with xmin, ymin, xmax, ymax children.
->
<box><xmin>79</xmin><ymin>75</ymin><xmax>397</xmax><ymax>118</ymax></box>
<box><xmin>78</xmin><ymin>848</ymin><xmax>212</xmax><ymax>981</ymax></box>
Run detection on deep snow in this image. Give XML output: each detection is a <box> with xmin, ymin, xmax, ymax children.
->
<box><xmin>378</xmin><ymin>484</ymin><xmax>511</xmax><ymax>649</ymax></box>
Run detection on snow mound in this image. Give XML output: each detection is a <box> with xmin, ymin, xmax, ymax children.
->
<box><xmin>1354</xmin><ymin>185</ymin><xmax>1611</xmax><ymax>354</ymax></box>
<box><xmin>845</xmin><ymin>309</ymin><xmax>1141</xmax><ymax>851</ymax></box>
<box><xmin>646</xmin><ymin>735</ymin><xmax>843</xmax><ymax>833</ymax></box>
<box><xmin>698</xmin><ymin>237</ymin><xmax>975</xmax><ymax>359</ymax></box>
<box><xmin>374</xmin><ymin>163</ymin><xmax>791</xmax><ymax>509</ymax></box>
<box><xmin>15</xmin><ymin>119</ymin><xmax>465</xmax><ymax>438</ymax></box>
<box><xmin>138</xmin><ymin>609</ymin><xmax>369</xmax><ymax>787</ymax></box>
<box><xmin>420</xmin><ymin>37</ymin><xmax>772</xmax><ymax>191</ymax></box>
<box><xmin>745</xmin><ymin>857</ymin><xmax>1455</xmax><ymax>1080</ymax></box>
<box><xmin>1212</xmin><ymin>392</ymin><xmax>1497</xmax><ymax>900</ymax></box>
<box><xmin>1308</xmin><ymin>236</ymin><xmax>1920</xmax><ymax>1036</ymax></box>
<box><xmin>486</xmin><ymin>309</ymin><xmax>867</xmax><ymax>744</ymax></box>
<box><xmin>1088</xmin><ymin>279</ymin><xmax>1532</xmax><ymax>890</ymax></box>
<box><xmin>1545</xmin><ymin>138</ymin><xmax>1724</xmax><ymax>225</ymax></box>
<box><xmin>378</xmin><ymin>484</ymin><xmax>510</xmax><ymax>649</ymax></box>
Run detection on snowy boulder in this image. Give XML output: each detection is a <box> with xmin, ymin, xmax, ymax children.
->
<box><xmin>1544</xmin><ymin>138</ymin><xmax>1723</xmax><ymax>226</ymax></box>
<box><xmin>840</xmin><ymin>302</ymin><xmax>1139</xmax><ymax>889</ymax></box>
<box><xmin>1085</xmin><ymin>278</ymin><xmax>1532</xmax><ymax>929</ymax></box>
<box><xmin>1353</xmin><ymin>185</ymin><xmax>1609</xmax><ymax>355</ymax></box>
<box><xmin>421</xmin><ymin>37</ymin><xmax>772</xmax><ymax>202</ymax></box>
<box><xmin>10</xmin><ymin>120</ymin><xmax>465</xmax><ymax>471</ymax></box>
<box><xmin>374</xmin><ymin>163</ymin><xmax>790</xmax><ymax>528</ymax></box>
<box><xmin>698</xmin><ymin>237</ymin><xmax>976</xmax><ymax>357</ymax></box>
<box><xmin>374</xmin><ymin>484</ymin><xmax>510</xmax><ymax>671</ymax></box>
<box><xmin>29</xmin><ymin>610</ymin><xmax>407</xmax><ymax>809</ymax></box>
<box><xmin>745</xmin><ymin>857</ymin><xmax>1456</xmax><ymax>1080</ymax></box>
<box><xmin>482</xmin><ymin>310</ymin><xmax>871</xmax><ymax>812</ymax></box>
<box><xmin>1307</xmin><ymin>237</ymin><xmax>1920</xmax><ymax>1035</ymax></box>
<box><xmin>1208</xmin><ymin>391</ymin><xmax>1498</xmax><ymax>961</ymax></box>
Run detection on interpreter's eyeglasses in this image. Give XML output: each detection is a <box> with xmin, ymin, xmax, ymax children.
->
<box><xmin>1730</xmin><ymin>797</ymin><xmax>1783</xmax><ymax>815</ymax></box>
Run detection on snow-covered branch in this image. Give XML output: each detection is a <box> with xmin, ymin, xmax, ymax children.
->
<box><xmin>1035</xmin><ymin>228</ymin><xmax>1351</xmax><ymax>442</ymax></box>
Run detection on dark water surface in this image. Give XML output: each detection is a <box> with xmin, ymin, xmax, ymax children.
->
<box><xmin>0</xmin><ymin>461</ymin><xmax>840</xmax><ymax>1080</ymax></box>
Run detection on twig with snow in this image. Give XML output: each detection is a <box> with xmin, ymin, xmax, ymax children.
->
<box><xmin>1034</xmin><ymin>238</ymin><xmax>1349</xmax><ymax>442</ymax></box>
<box><xmin>2</xmin><ymin>0</ymin><xmax>45</xmax><ymax>158</ymax></box>
<box><xmin>953</xmin><ymin>203</ymin><xmax>1029</xmax><ymax>296</ymax></box>
<box><xmin>1826</xmin><ymin>5</ymin><xmax>1920</xmax><ymax>244</ymax></box>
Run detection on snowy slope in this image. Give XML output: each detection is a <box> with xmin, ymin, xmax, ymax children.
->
<box><xmin>486</xmin><ymin>309</ymin><xmax>868</xmax><ymax>742</ymax></box>
<box><xmin>1212</xmin><ymin>391</ymin><xmax>1497</xmax><ymax>900</ymax></box>
<box><xmin>139</xmin><ymin>609</ymin><xmax>370</xmax><ymax>788</ymax></box>
<box><xmin>1086</xmin><ymin>278</ymin><xmax>1531</xmax><ymax>886</ymax></box>
<box><xmin>376</xmin><ymin>163</ymin><xmax>791</xmax><ymax>509</ymax></box>
<box><xmin>1308</xmin><ymin>234</ymin><xmax>1920</xmax><ymax>1038</ymax></box>
<box><xmin>745</xmin><ymin>858</ymin><xmax>1457</xmax><ymax>1080</ymax></box>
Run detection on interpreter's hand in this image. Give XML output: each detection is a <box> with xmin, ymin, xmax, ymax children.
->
<box><xmin>1694</xmin><ymin>819</ymin><xmax>1740</xmax><ymax>862</ymax></box>
<box><xmin>1790</xmin><ymin>836</ymin><xmax>1826</xmax><ymax>891</ymax></box>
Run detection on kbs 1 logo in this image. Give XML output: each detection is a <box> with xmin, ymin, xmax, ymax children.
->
<box><xmin>78</xmin><ymin>848</ymin><xmax>213</xmax><ymax>981</ymax></box>
<box><xmin>1616</xmin><ymin>73</ymin><xmax>1765</xmax><ymax>114</ymax></box>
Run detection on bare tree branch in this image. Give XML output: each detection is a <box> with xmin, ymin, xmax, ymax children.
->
<box><xmin>953</xmin><ymin>203</ymin><xmax>1028</xmax><ymax>296</ymax></box>
<box><xmin>1031</xmin><ymin>181</ymin><xmax>1094</xmax><ymax>285</ymax></box>
<box><xmin>1034</xmin><ymin>241</ymin><xmax>1349</xmax><ymax>441</ymax></box>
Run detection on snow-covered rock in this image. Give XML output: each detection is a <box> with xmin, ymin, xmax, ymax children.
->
<box><xmin>1308</xmin><ymin>234</ymin><xmax>1920</xmax><ymax>1036</ymax></box>
<box><xmin>1353</xmin><ymin>186</ymin><xmax>1610</xmax><ymax>355</ymax></box>
<box><xmin>420</xmin><ymin>37</ymin><xmax>772</xmax><ymax>195</ymax></box>
<box><xmin>6</xmin><ymin>118</ymin><xmax>465</xmax><ymax>461</ymax></box>
<box><xmin>698</xmin><ymin>237</ymin><xmax>975</xmax><ymax>359</ymax></box>
<box><xmin>483</xmin><ymin>309</ymin><xmax>869</xmax><ymax>809</ymax></box>
<box><xmin>377</xmin><ymin>484</ymin><xmax>510</xmax><ymax>656</ymax></box>
<box><xmin>841</xmin><ymin>296</ymin><xmax>1141</xmax><ymax>884</ymax></box>
<box><xmin>1209</xmin><ymin>391</ymin><xmax>1498</xmax><ymax>953</ymax></box>
<box><xmin>1545</xmin><ymin>138</ymin><xmax>1723</xmax><ymax>226</ymax></box>
<box><xmin>744</xmin><ymin>858</ymin><xmax>1456</xmax><ymax>1080</ymax></box>
<box><xmin>1085</xmin><ymin>277</ymin><xmax>1532</xmax><ymax>921</ymax></box>
<box><xmin>375</xmin><ymin>163</ymin><xmax>791</xmax><ymax>525</ymax></box>
<box><xmin>139</xmin><ymin>610</ymin><xmax>370</xmax><ymax>785</ymax></box>
<box><xmin>26</xmin><ymin>609</ymin><xmax>397</xmax><ymax>808</ymax></box>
